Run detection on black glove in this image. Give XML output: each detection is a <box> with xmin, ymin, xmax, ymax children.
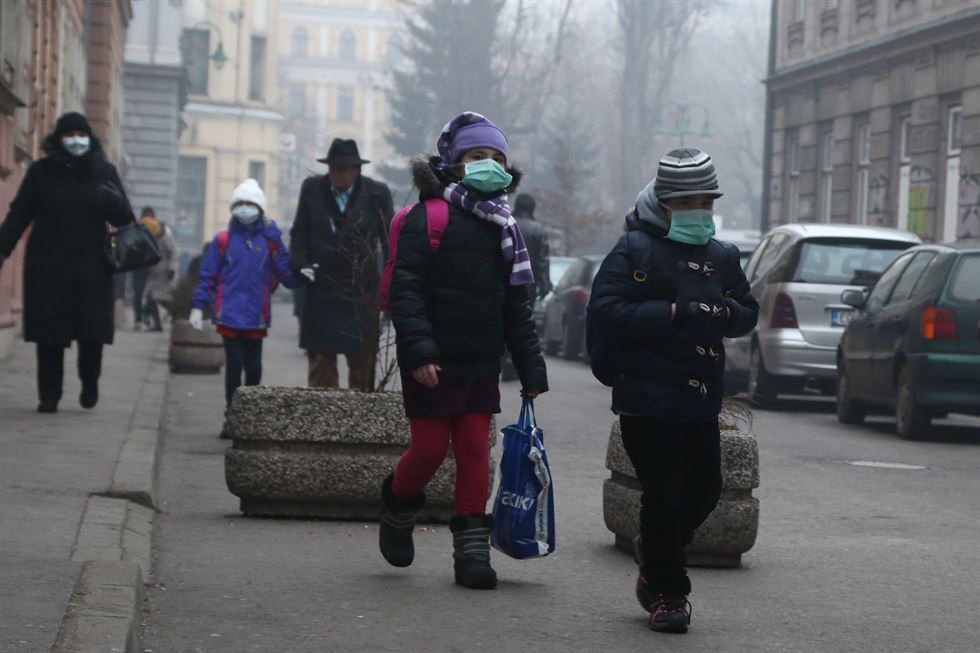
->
<box><xmin>675</xmin><ymin>294</ymin><xmax>727</xmax><ymax>342</ymax></box>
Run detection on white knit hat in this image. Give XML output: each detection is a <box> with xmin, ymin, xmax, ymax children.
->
<box><xmin>229</xmin><ymin>178</ymin><xmax>267</xmax><ymax>214</ymax></box>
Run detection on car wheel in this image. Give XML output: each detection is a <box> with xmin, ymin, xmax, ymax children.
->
<box><xmin>895</xmin><ymin>365</ymin><xmax>931</xmax><ymax>440</ymax></box>
<box><xmin>748</xmin><ymin>345</ymin><xmax>777</xmax><ymax>408</ymax></box>
<box><xmin>561</xmin><ymin>320</ymin><xmax>580</xmax><ymax>360</ymax></box>
<box><xmin>836</xmin><ymin>364</ymin><xmax>866</xmax><ymax>425</ymax></box>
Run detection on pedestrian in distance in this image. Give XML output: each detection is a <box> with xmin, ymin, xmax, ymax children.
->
<box><xmin>587</xmin><ymin>148</ymin><xmax>759</xmax><ymax>633</ymax></box>
<box><xmin>137</xmin><ymin>207</ymin><xmax>178</xmax><ymax>332</ymax></box>
<box><xmin>501</xmin><ymin>192</ymin><xmax>551</xmax><ymax>381</ymax></box>
<box><xmin>0</xmin><ymin>111</ymin><xmax>135</xmax><ymax>413</ymax></box>
<box><xmin>189</xmin><ymin>179</ymin><xmax>299</xmax><ymax>424</ymax></box>
<box><xmin>130</xmin><ymin>207</ymin><xmax>155</xmax><ymax>330</ymax></box>
<box><xmin>379</xmin><ymin>111</ymin><xmax>549</xmax><ymax>589</ymax></box>
<box><xmin>289</xmin><ymin>137</ymin><xmax>394</xmax><ymax>392</ymax></box>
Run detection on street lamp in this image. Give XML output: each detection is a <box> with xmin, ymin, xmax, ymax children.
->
<box><xmin>652</xmin><ymin>102</ymin><xmax>712</xmax><ymax>147</ymax></box>
<box><xmin>192</xmin><ymin>21</ymin><xmax>229</xmax><ymax>70</ymax></box>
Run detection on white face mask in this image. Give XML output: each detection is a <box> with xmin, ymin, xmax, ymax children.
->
<box><xmin>61</xmin><ymin>135</ymin><xmax>90</xmax><ymax>156</ymax></box>
<box><xmin>232</xmin><ymin>205</ymin><xmax>261</xmax><ymax>225</ymax></box>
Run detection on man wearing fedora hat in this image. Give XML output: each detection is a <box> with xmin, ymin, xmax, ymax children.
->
<box><xmin>289</xmin><ymin>138</ymin><xmax>394</xmax><ymax>390</ymax></box>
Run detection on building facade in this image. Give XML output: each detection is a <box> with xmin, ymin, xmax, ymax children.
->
<box><xmin>276</xmin><ymin>0</ymin><xmax>407</xmax><ymax>225</ymax></box>
<box><xmin>762</xmin><ymin>0</ymin><xmax>980</xmax><ymax>243</ymax></box>
<box><xmin>122</xmin><ymin>0</ymin><xmax>186</xmax><ymax>230</ymax></box>
<box><xmin>176</xmin><ymin>0</ymin><xmax>284</xmax><ymax>251</ymax></box>
<box><xmin>0</xmin><ymin>0</ymin><xmax>131</xmax><ymax>359</ymax></box>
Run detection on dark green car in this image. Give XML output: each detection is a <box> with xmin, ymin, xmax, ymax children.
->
<box><xmin>836</xmin><ymin>241</ymin><xmax>980</xmax><ymax>439</ymax></box>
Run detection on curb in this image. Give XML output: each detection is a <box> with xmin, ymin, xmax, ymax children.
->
<box><xmin>51</xmin><ymin>333</ymin><xmax>169</xmax><ymax>653</ymax></box>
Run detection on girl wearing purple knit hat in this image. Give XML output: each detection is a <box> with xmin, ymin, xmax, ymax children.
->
<box><xmin>377</xmin><ymin>112</ymin><xmax>548</xmax><ymax>589</ymax></box>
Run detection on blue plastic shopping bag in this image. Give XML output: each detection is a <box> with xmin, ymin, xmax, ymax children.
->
<box><xmin>491</xmin><ymin>398</ymin><xmax>556</xmax><ymax>559</ymax></box>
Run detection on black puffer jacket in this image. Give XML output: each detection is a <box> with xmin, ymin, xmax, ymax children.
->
<box><xmin>587</xmin><ymin>207</ymin><xmax>758</xmax><ymax>422</ymax></box>
<box><xmin>390</xmin><ymin>157</ymin><xmax>548</xmax><ymax>392</ymax></box>
<box><xmin>513</xmin><ymin>213</ymin><xmax>550</xmax><ymax>299</ymax></box>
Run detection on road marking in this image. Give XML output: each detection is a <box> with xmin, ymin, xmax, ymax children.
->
<box><xmin>846</xmin><ymin>460</ymin><xmax>926</xmax><ymax>470</ymax></box>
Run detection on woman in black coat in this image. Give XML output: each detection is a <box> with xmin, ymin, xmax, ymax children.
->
<box><xmin>587</xmin><ymin>148</ymin><xmax>759</xmax><ymax>634</ymax></box>
<box><xmin>0</xmin><ymin>112</ymin><xmax>134</xmax><ymax>413</ymax></box>
<box><xmin>379</xmin><ymin>112</ymin><xmax>548</xmax><ymax>590</ymax></box>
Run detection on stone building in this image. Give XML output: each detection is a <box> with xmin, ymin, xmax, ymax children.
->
<box><xmin>0</xmin><ymin>0</ymin><xmax>131</xmax><ymax>359</ymax></box>
<box><xmin>122</xmin><ymin>0</ymin><xmax>186</xmax><ymax>233</ymax></box>
<box><xmin>176</xmin><ymin>0</ymin><xmax>284</xmax><ymax>250</ymax></box>
<box><xmin>762</xmin><ymin>0</ymin><xmax>980</xmax><ymax>243</ymax></box>
<box><xmin>276</xmin><ymin>0</ymin><xmax>407</xmax><ymax>224</ymax></box>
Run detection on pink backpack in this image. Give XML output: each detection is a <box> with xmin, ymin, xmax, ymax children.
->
<box><xmin>378</xmin><ymin>198</ymin><xmax>450</xmax><ymax>313</ymax></box>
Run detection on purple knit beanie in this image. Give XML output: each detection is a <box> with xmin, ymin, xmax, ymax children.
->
<box><xmin>437</xmin><ymin>112</ymin><xmax>509</xmax><ymax>166</ymax></box>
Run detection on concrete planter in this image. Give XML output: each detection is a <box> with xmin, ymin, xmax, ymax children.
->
<box><xmin>603</xmin><ymin>419</ymin><xmax>759</xmax><ymax>568</ymax></box>
<box><xmin>168</xmin><ymin>320</ymin><xmax>224</xmax><ymax>374</ymax></box>
<box><xmin>224</xmin><ymin>386</ymin><xmax>497</xmax><ymax>522</ymax></box>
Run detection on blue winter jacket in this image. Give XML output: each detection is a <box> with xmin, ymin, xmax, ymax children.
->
<box><xmin>192</xmin><ymin>217</ymin><xmax>299</xmax><ymax>330</ymax></box>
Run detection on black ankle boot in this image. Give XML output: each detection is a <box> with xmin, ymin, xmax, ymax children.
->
<box><xmin>379</xmin><ymin>475</ymin><xmax>425</xmax><ymax>568</ymax></box>
<box><xmin>37</xmin><ymin>399</ymin><xmax>59</xmax><ymax>413</ymax></box>
<box><xmin>79</xmin><ymin>381</ymin><xmax>98</xmax><ymax>409</ymax></box>
<box><xmin>633</xmin><ymin>535</ymin><xmax>652</xmax><ymax>610</ymax></box>
<box><xmin>450</xmin><ymin>514</ymin><xmax>497</xmax><ymax>589</ymax></box>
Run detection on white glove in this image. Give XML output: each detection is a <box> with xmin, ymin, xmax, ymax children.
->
<box><xmin>189</xmin><ymin>308</ymin><xmax>204</xmax><ymax>330</ymax></box>
<box><xmin>300</xmin><ymin>265</ymin><xmax>317</xmax><ymax>283</ymax></box>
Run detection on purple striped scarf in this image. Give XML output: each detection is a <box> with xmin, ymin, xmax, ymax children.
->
<box><xmin>441</xmin><ymin>182</ymin><xmax>534</xmax><ymax>286</ymax></box>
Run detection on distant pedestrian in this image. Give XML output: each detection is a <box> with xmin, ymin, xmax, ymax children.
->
<box><xmin>501</xmin><ymin>192</ymin><xmax>551</xmax><ymax>380</ymax></box>
<box><xmin>137</xmin><ymin>208</ymin><xmax>178</xmax><ymax>331</ymax></box>
<box><xmin>379</xmin><ymin>112</ymin><xmax>548</xmax><ymax>589</ymax></box>
<box><xmin>587</xmin><ymin>149</ymin><xmax>759</xmax><ymax>633</ymax></box>
<box><xmin>289</xmin><ymin>138</ymin><xmax>394</xmax><ymax>391</ymax></box>
<box><xmin>130</xmin><ymin>207</ymin><xmax>155</xmax><ymax>329</ymax></box>
<box><xmin>0</xmin><ymin>112</ymin><xmax>134</xmax><ymax>413</ymax></box>
<box><xmin>190</xmin><ymin>179</ymin><xmax>299</xmax><ymax>422</ymax></box>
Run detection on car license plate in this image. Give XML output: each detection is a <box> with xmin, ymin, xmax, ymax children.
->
<box><xmin>831</xmin><ymin>310</ymin><xmax>851</xmax><ymax>327</ymax></box>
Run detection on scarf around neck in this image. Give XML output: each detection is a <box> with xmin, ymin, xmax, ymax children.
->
<box><xmin>441</xmin><ymin>181</ymin><xmax>534</xmax><ymax>286</ymax></box>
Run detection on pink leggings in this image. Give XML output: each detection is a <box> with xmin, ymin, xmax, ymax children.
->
<box><xmin>391</xmin><ymin>414</ymin><xmax>492</xmax><ymax>516</ymax></box>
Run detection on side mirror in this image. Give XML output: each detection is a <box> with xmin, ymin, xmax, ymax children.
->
<box><xmin>841</xmin><ymin>289</ymin><xmax>866</xmax><ymax>309</ymax></box>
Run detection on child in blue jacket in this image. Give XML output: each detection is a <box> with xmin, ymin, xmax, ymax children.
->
<box><xmin>190</xmin><ymin>179</ymin><xmax>299</xmax><ymax>412</ymax></box>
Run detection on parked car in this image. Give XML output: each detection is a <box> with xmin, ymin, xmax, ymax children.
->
<box><xmin>836</xmin><ymin>241</ymin><xmax>980</xmax><ymax>438</ymax></box>
<box><xmin>542</xmin><ymin>255</ymin><xmax>603</xmax><ymax>360</ymax></box>
<box><xmin>533</xmin><ymin>256</ymin><xmax>575</xmax><ymax>337</ymax></box>
<box><xmin>725</xmin><ymin>224</ymin><xmax>921</xmax><ymax>404</ymax></box>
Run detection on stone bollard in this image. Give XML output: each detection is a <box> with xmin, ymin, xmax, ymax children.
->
<box><xmin>224</xmin><ymin>386</ymin><xmax>497</xmax><ymax>522</ymax></box>
<box><xmin>602</xmin><ymin>419</ymin><xmax>759</xmax><ymax>568</ymax></box>
<box><xmin>168</xmin><ymin>320</ymin><xmax>224</xmax><ymax>374</ymax></box>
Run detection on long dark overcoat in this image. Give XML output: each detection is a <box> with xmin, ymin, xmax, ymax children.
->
<box><xmin>289</xmin><ymin>174</ymin><xmax>394</xmax><ymax>353</ymax></box>
<box><xmin>0</xmin><ymin>137</ymin><xmax>133</xmax><ymax>346</ymax></box>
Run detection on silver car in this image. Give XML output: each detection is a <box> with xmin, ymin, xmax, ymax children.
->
<box><xmin>726</xmin><ymin>224</ymin><xmax>920</xmax><ymax>404</ymax></box>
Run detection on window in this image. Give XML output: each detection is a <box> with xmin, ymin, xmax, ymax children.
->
<box><xmin>291</xmin><ymin>27</ymin><xmax>308</xmax><ymax>58</ymax></box>
<box><xmin>175</xmin><ymin>156</ymin><xmax>207</xmax><ymax>248</ymax></box>
<box><xmin>866</xmin><ymin>253</ymin><xmax>913</xmax><ymax>313</ymax></box>
<box><xmin>900</xmin><ymin>116</ymin><xmax>911</xmax><ymax>163</ymax></box>
<box><xmin>751</xmin><ymin>233</ymin><xmax>792</xmax><ymax>283</ymax></box>
<box><xmin>181</xmin><ymin>28</ymin><xmax>210</xmax><ymax>95</ymax></box>
<box><xmin>949</xmin><ymin>255</ymin><xmax>980</xmax><ymax>303</ymax></box>
<box><xmin>787</xmin><ymin>134</ymin><xmax>800</xmax><ymax>222</ymax></box>
<box><xmin>248</xmin><ymin>160</ymin><xmax>266</xmax><ymax>190</ymax></box>
<box><xmin>337</xmin><ymin>87</ymin><xmax>354</xmax><ymax>122</ymax></box>
<box><xmin>387</xmin><ymin>33</ymin><xmax>404</xmax><ymax>68</ymax></box>
<box><xmin>948</xmin><ymin>106</ymin><xmax>962</xmax><ymax>155</ymax></box>
<box><xmin>555</xmin><ymin>259</ymin><xmax>585</xmax><ymax>292</ymax></box>
<box><xmin>888</xmin><ymin>252</ymin><xmax>937</xmax><ymax>304</ymax></box>
<box><xmin>288</xmin><ymin>83</ymin><xmax>306</xmax><ymax>116</ymax></box>
<box><xmin>340</xmin><ymin>30</ymin><xmax>356</xmax><ymax>61</ymax></box>
<box><xmin>792</xmin><ymin>238</ymin><xmax>911</xmax><ymax>286</ymax></box>
<box><xmin>249</xmin><ymin>36</ymin><xmax>267</xmax><ymax>101</ymax></box>
<box><xmin>820</xmin><ymin>130</ymin><xmax>834</xmax><ymax>223</ymax></box>
<box><xmin>855</xmin><ymin>123</ymin><xmax>871</xmax><ymax>224</ymax></box>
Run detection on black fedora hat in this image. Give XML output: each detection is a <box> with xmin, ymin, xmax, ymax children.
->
<box><xmin>317</xmin><ymin>138</ymin><xmax>370</xmax><ymax>166</ymax></box>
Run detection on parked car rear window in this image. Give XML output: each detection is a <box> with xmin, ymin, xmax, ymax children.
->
<box><xmin>948</xmin><ymin>254</ymin><xmax>980</xmax><ymax>303</ymax></box>
<box><xmin>792</xmin><ymin>239</ymin><xmax>910</xmax><ymax>286</ymax></box>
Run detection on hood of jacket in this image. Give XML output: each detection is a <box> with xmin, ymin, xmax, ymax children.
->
<box><xmin>631</xmin><ymin>179</ymin><xmax>671</xmax><ymax>237</ymax></box>
<box><xmin>410</xmin><ymin>155</ymin><xmax>523</xmax><ymax>201</ymax></box>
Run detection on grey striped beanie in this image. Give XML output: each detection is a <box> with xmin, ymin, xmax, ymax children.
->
<box><xmin>652</xmin><ymin>148</ymin><xmax>723</xmax><ymax>200</ymax></box>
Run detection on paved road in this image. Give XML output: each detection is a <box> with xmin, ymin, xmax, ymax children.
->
<box><xmin>143</xmin><ymin>302</ymin><xmax>980</xmax><ymax>652</ymax></box>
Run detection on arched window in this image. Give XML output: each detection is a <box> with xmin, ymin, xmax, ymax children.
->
<box><xmin>339</xmin><ymin>30</ymin><xmax>356</xmax><ymax>61</ymax></box>
<box><xmin>386</xmin><ymin>33</ymin><xmax>403</xmax><ymax>68</ymax></box>
<box><xmin>291</xmin><ymin>27</ymin><xmax>308</xmax><ymax>57</ymax></box>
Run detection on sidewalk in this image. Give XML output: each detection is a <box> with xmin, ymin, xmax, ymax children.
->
<box><xmin>0</xmin><ymin>327</ymin><xmax>168</xmax><ymax>653</ymax></box>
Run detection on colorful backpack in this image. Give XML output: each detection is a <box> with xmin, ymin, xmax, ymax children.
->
<box><xmin>378</xmin><ymin>198</ymin><xmax>450</xmax><ymax>313</ymax></box>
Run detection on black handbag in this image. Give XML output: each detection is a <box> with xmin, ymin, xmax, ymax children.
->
<box><xmin>104</xmin><ymin>221</ymin><xmax>162</xmax><ymax>273</ymax></box>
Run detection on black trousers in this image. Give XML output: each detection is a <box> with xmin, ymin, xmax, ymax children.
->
<box><xmin>222</xmin><ymin>337</ymin><xmax>263</xmax><ymax>406</ymax></box>
<box><xmin>36</xmin><ymin>342</ymin><xmax>104</xmax><ymax>403</ymax></box>
<box><xmin>619</xmin><ymin>415</ymin><xmax>722</xmax><ymax>596</ymax></box>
